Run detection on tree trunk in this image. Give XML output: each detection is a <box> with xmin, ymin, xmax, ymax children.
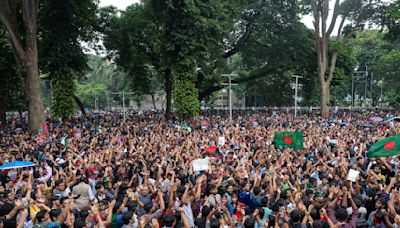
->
<box><xmin>25</xmin><ymin>30</ymin><xmax>45</xmax><ymax>132</ymax></box>
<box><xmin>165</xmin><ymin>68</ymin><xmax>172</xmax><ymax>119</ymax></box>
<box><xmin>18</xmin><ymin>110</ymin><xmax>23</xmax><ymax>121</ymax></box>
<box><xmin>0</xmin><ymin>95</ymin><xmax>6</xmax><ymax>128</ymax></box>
<box><xmin>320</xmin><ymin>81</ymin><xmax>330</xmax><ymax>118</ymax></box>
<box><xmin>151</xmin><ymin>93</ymin><xmax>157</xmax><ymax>110</ymax></box>
<box><xmin>73</xmin><ymin>94</ymin><xmax>86</xmax><ymax>115</ymax></box>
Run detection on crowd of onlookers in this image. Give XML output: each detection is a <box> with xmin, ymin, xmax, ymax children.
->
<box><xmin>0</xmin><ymin>109</ymin><xmax>399</xmax><ymax>228</ymax></box>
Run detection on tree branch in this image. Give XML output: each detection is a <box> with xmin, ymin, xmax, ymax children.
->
<box><xmin>223</xmin><ymin>46</ymin><xmax>239</xmax><ymax>59</ymax></box>
<box><xmin>0</xmin><ymin>2</ymin><xmax>26</xmax><ymax>62</ymax></box>
<box><xmin>223</xmin><ymin>14</ymin><xmax>256</xmax><ymax>59</ymax></box>
<box><xmin>336</xmin><ymin>16</ymin><xmax>346</xmax><ymax>40</ymax></box>
<box><xmin>343</xmin><ymin>0</ymin><xmax>375</xmax><ymax>40</ymax></box>
<box><xmin>321</xmin><ymin>0</ymin><xmax>329</xmax><ymax>75</ymax></box>
<box><xmin>322</xmin><ymin>0</ymin><xmax>329</xmax><ymax>34</ymax></box>
<box><xmin>311</xmin><ymin>0</ymin><xmax>324</xmax><ymax>80</ymax></box>
<box><xmin>199</xmin><ymin>65</ymin><xmax>277</xmax><ymax>99</ymax></box>
<box><xmin>22</xmin><ymin>0</ymin><xmax>38</xmax><ymax>32</ymax></box>
<box><xmin>327</xmin><ymin>51</ymin><xmax>338</xmax><ymax>85</ymax></box>
<box><xmin>326</xmin><ymin>0</ymin><xmax>340</xmax><ymax>37</ymax></box>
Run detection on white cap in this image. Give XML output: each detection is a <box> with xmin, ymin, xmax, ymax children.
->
<box><xmin>358</xmin><ymin>207</ymin><xmax>367</xmax><ymax>215</ymax></box>
<box><xmin>346</xmin><ymin>207</ymin><xmax>353</xmax><ymax>215</ymax></box>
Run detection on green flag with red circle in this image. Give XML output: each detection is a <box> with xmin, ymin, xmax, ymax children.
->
<box><xmin>274</xmin><ymin>131</ymin><xmax>303</xmax><ymax>149</ymax></box>
<box><xmin>367</xmin><ymin>134</ymin><xmax>400</xmax><ymax>158</ymax></box>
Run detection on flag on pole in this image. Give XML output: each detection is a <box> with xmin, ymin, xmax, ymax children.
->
<box><xmin>367</xmin><ymin>134</ymin><xmax>400</xmax><ymax>158</ymax></box>
<box><xmin>61</xmin><ymin>131</ymin><xmax>75</xmax><ymax>147</ymax></box>
<box><xmin>274</xmin><ymin>131</ymin><xmax>303</xmax><ymax>149</ymax></box>
<box><xmin>61</xmin><ymin>135</ymin><xmax>71</xmax><ymax>147</ymax></box>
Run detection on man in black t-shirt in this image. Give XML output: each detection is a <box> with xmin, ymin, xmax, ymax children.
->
<box><xmin>0</xmin><ymin>190</ymin><xmax>20</xmax><ymax>228</ymax></box>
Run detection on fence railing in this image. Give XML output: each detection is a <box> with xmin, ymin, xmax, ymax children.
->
<box><xmin>201</xmin><ymin>106</ymin><xmax>395</xmax><ymax>111</ymax></box>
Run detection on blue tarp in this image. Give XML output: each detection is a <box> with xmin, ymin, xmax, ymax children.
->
<box><xmin>0</xmin><ymin>161</ymin><xmax>35</xmax><ymax>170</ymax></box>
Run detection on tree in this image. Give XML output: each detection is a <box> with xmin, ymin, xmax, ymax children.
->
<box><xmin>307</xmin><ymin>0</ymin><xmax>379</xmax><ymax>117</ymax></box>
<box><xmin>381</xmin><ymin>0</ymin><xmax>400</xmax><ymax>41</ymax></box>
<box><xmin>0</xmin><ymin>28</ymin><xmax>25</xmax><ymax>125</ymax></box>
<box><xmin>100</xmin><ymin>5</ymin><xmax>170</xmax><ymax>115</ymax></box>
<box><xmin>38</xmin><ymin>0</ymin><xmax>98</xmax><ymax>118</ymax></box>
<box><xmin>196</xmin><ymin>0</ymin><xmax>309</xmax><ymax>101</ymax></box>
<box><xmin>0</xmin><ymin>0</ymin><xmax>45</xmax><ymax>132</ymax></box>
<box><xmin>101</xmin><ymin>0</ymin><xmax>236</xmax><ymax>118</ymax></box>
<box><xmin>375</xmin><ymin>50</ymin><xmax>400</xmax><ymax>107</ymax></box>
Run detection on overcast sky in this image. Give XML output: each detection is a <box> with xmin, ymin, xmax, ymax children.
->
<box><xmin>98</xmin><ymin>0</ymin><xmax>372</xmax><ymax>36</ymax></box>
<box><xmin>99</xmin><ymin>0</ymin><xmax>139</xmax><ymax>10</ymax></box>
<box><xmin>98</xmin><ymin>0</ymin><xmax>324</xmax><ymax>30</ymax></box>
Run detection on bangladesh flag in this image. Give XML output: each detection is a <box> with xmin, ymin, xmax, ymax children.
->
<box><xmin>191</xmin><ymin>121</ymin><xmax>201</xmax><ymax>128</ymax></box>
<box><xmin>204</xmin><ymin>146</ymin><xmax>221</xmax><ymax>159</ymax></box>
<box><xmin>367</xmin><ymin>134</ymin><xmax>400</xmax><ymax>158</ymax></box>
<box><xmin>61</xmin><ymin>131</ymin><xmax>75</xmax><ymax>147</ymax></box>
<box><xmin>61</xmin><ymin>135</ymin><xmax>71</xmax><ymax>147</ymax></box>
<box><xmin>274</xmin><ymin>131</ymin><xmax>303</xmax><ymax>149</ymax></box>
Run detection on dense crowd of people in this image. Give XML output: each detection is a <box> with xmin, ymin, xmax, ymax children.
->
<box><xmin>0</xmin><ymin>109</ymin><xmax>399</xmax><ymax>228</ymax></box>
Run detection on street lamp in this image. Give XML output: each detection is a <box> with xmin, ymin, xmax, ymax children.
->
<box><xmin>378</xmin><ymin>80</ymin><xmax>383</xmax><ymax>108</ymax></box>
<box><xmin>112</xmin><ymin>91</ymin><xmax>135</xmax><ymax>122</ymax></box>
<box><xmin>291</xmin><ymin>75</ymin><xmax>303</xmax><ymax>117</ymax></box>
<box><xmin>221</xmin><ymin>73</ymin><xmax>238</xmax><ymax>121</ymax></box>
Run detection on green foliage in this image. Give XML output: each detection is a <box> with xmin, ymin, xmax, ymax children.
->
<box><xmin>52</xmin><ymin>76</ymin><xmax>76</xmax><ymax>119</ymax></box>
<box><xmin>38</xmin><ymin>0</ymin><xmax>98</xmax><ymax>117</ymax></box>
<box><xmin>246</xmin><ymin>71</ymin><xmax>294</xmax><ymax>107</ymax></box>
<box><xmin>76</xmin><ymin>81</ymin><xmax>108</xmax><ymax>109</ymax></box>
<box><xmin>375</xmin><ymin>49</ymin><xmax>400</xmax><ymax>107</ymax></box>
<box><xmin>100</xmin><ymin>4</ymin><xmax>163</xmax><ymax>99</ymax></box>
<box><xmin>349</xmin><ymin>30</ymin><xmax>400</xmax><ymax>107</ymax></box>
<box><xmin>173</xmin><ymin>78</ymin><xmax>200</xmax><ymax>119</ymax></box>
<box><xmin>0</xmin><ymin>28</ymin><xmax>26</xmax><ymax>113</ymax></box>
<box><xmin>75</xmin><ymin>55</ymin><xmax>129</xmax><ymax>109</ymax></box>
<box><xmin>381</xmin><ymin>0</ymin><xmax>400</xmax><ymax>41</ymax></box>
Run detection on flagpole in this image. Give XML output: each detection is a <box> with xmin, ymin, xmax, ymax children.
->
<box><xmin>229</xmin><ymin>74</ymin><xmax>232</xmax><ymax>121</ymax></box>
<box><xmin>123</xmin><ymin>91</ymin><xmax>125</xmax><ymax>123</ymax></box>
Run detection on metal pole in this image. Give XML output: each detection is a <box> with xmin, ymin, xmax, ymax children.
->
<box><xmin>380</xmin><ymin>86</ymin><xmax>383</xmax><ymax>108</ymax></box>
<box><xmin>229</xmin><ymin>74</ymin><xmax>232</xmax><ymax>121</ymax></box>
<box><xmin>122</xmin><ymin>91</ymin><xmax>126</xmax><ymax>122</ymax></box>
<box><xmin>364</xmin><ymin>66</ymin><xmax>368</xmax><ymax>106</ymax></box>
<box><xmin>94</xmin><ymin>92</ymin><xmax>98</xmax><ymax>111</ymax></box>
<box><xmin>351</xmin><ymin>73</ymin><xmax>354</xmax><ymax>107</ymax></box>
<box><xmin>221</xmin><ymin>73</ymin><xmax>237</xmax><ymax>120</ymax></box>
<box><xmin>291</xmin><ymin>75</ymin><xmax>302</xmax><ymax>117</ymax></box>
<box><xmin>254</xmin><ymin>86</ymin><xmax>257</xmax><ymax>108</ymax></box>
<box><xmin>295</xmin><ymin>76</ymin><xmax>298</xmax><ymax>117</ymax></box>
<box><xmin>107</xmin><ymin>97</ymin><xmax>110</xmax><ymax>111</ymax></box>
<box><xmin>370</xmin><ymin>71</ymin><xmax>373</xmax><ymax>108</ymax></box>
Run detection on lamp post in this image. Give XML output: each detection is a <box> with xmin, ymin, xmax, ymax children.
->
<box><xmin>93</xmin><ymin>92</ymin><xmax>98</xmax><ymax>111</ymax></box>
<box><xmin>378</xmin><ymin>80</ymin><xmax>383</xmax><ymax>108</ymax></box>
<box><xmin>222</xmin><ymin>73</ymin><xmax>238</xmax><ymax>121</ymax></box>
<box><xmin>291</xmin><ymin>75</ymin><xmax>303</xmax><ymax>117</ymax></box>
<box><xmin>112</xmin><ymin>91</ymin><xmax>135</xmax><ymax>122</ymax></box>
